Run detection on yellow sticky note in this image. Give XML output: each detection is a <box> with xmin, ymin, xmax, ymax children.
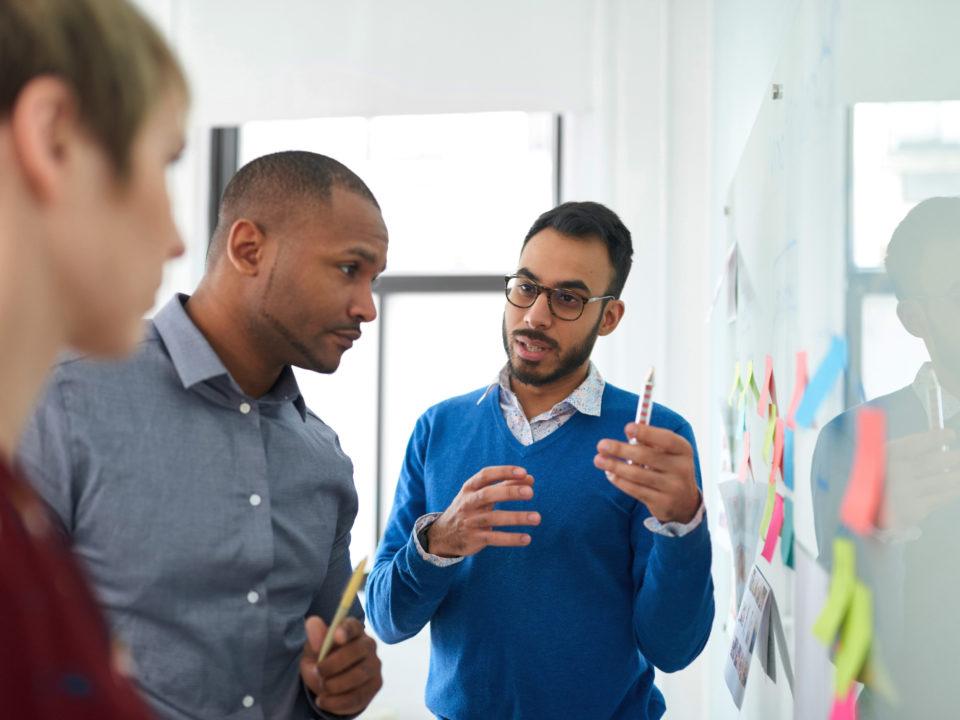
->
<box><xmin>728</xmin><ymin>361</ymin><xmax>742</xmax><ymax>407</ymax></box>
<box><xmin>812</xmin><ymin>538</ymin><xmax>856</xmax><ymax>646</ymax></box>
<box><xmin>835</xmin><ymin>581</ymin><xmax>873</xmax><ymax>698</ymax></box>
<box><xmin>762</xmin><ymin>403</ymin><xmax>778</xmax><ymax>463</ymax></box>
<box><xmin>758</xmin><ymin>480</ymin><xmax>776</xmax><ymax>539</ymax></box>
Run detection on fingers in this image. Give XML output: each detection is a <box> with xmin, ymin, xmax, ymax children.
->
<box><xmin>317</xmin><ymin>623</ymin><xmax>374</xmax><ymax>678</ymax></box>
<box><xmin>464</xmin><ymin>466</ymin><xmax>532</xmax><ymax>491</ymax></box>
<box><xmin>468</xmin><ymin>510</ymin><xmax>541</xmax><ymax>528</ymax></box>
<box><xmin>625</xmin><ymin>423</ymin><xmax>693</xmax><ymax>454</ymax></box>
<box><xmin>596</xmin><ymin>438</ymin><xmax>689</xmax><ymax>474</ymax></box>
<box><xmin>604</xmin><ymin>471</ymin><xmax>664</xmax><ymax>506</ymax></box>
<box><xmin>304</xmin><ymin>616</ymin><xmax>327</xmax><ymax>655</ymax></box>
<box><xmin>317</xmin><ymin>676</ymin><xmax>383</xmax><ymax>716</ymax></box>
<box><xmin>332</xmin><ymin>616</ymin><xmax>364</xmax><ymax>646</ymax></box>
<box><xmin>468</xmin><ymin>481</ymin><xmax>535</xmax><ymax>509</ymax></box>
<box><xmin>595</xmin><ymin>454</ymin><xmax>670</xmax><ymax>492</ymax></box>
<box><xmin>478</xmin><ymin>530</ymin><xmax>533</xmax><ymax>547</ymax></box>
<box><xmin>320</xmin><ymin>652</ymin><xmax>381</xmax><ymax>695</ymax></box>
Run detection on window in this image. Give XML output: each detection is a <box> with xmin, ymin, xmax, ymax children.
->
<box><xmin>221</xmin><ymin>112</ymin><xmax>560</xmax><ymax>565</ymax></box>
<box><xmin>846</xmin><ymin>102</ymin><xmax>958</xmax><ymax>402</ymax></box>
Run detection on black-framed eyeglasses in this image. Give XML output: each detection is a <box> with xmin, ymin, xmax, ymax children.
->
<box><xmin>504</xmin><ymin>275</ymin><xmax>615</xmax><ymax>321</ymax></box>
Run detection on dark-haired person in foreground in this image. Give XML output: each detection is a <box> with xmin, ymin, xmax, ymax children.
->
<box><xmin>366</xmin><ymin>202</ymin><xmax>714</xmax><ymax>719</ymax></box>
<box><xmin>19</xmin><ymin>151</ymin><xmax>386</xmax><ymax>719</ymax></box>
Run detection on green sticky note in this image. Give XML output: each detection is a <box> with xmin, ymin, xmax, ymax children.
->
<box><xmin>758</xmin><ymin>481</ymin><xmax>776</xmax><ymax>539</ymax></box>
<box><xmin>835</xmin><ymin>581</ymin><xmax>873</xmax><ymax>697</ymax></box>
<box><xmin>781</xmin><ymin>496</ymin><xmax>795</xmax><ymax>568</ymax></box>
<box><xmin>762</xmin><ymin>404</ymin><xmax>778</xmax><ymax>463</ymax></box>
<box><xmin>812</xmin><ymin>538</ymin><xmax>856</xmax><ymax>646</ymax></box>
<box><xmin>728</xmin><ymin>360</ymin><xmax>742</xmax><ymax>407</ymax></box>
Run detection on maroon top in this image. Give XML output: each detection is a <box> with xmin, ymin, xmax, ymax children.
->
<box><xmin>0</xmin><ymin>458</ymin><xmax>153</xmax><ymax>719</ymax></box>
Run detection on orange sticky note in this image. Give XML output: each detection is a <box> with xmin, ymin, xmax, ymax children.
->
<box><xmin>840</xmin><ymin>407</ymin><xmax>887</xmax><ymax>535</ymax></box>
<box><xmin>829</xmin><ymin>686</ymin><xmax>857</xmax><ymax>720</ymax></box>
<box><xmin>757</xmin><ymin>354</ymin><xmax>777</xmax><ymax>419</ymax></box>
<box><xmin>737</xmin><ymin>431</ymin><xmax>753</xmax><ymax>482</ymax></box>
<box><xmin>761</xmin><ymin>493</ymin><xmax>784</xmax><ymax>562</ymax></box>
<box><xmin>786</xmin><ymin>350</ymin><xmax>808</xmax><ymax>430</ymax></box>
<box><xmin>769</xmin><ymin>417</ymin><xmax>785</xmax><ymax>483</ymax></box>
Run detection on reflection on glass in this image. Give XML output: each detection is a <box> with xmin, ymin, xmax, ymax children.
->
<box><xmin>814</xmin><ymin>197</ymin><xmax>960</xmax><ymax>719</ymax></box>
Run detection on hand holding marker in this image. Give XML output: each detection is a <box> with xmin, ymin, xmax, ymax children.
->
<box><xmin>606</xmin><ymin>366</ymin><xmax>655</xmax><ymax>480</ymax></box>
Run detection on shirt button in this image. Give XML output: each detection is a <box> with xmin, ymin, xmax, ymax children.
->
<box><xmin>239</xmin><ymin>402</ymin><xmax>251</xmax><ymax>414</ymax></box>
<box><xmin>242</xmin><ymin>695</ymin><xmax>255</xmax><ymax>708</ymax></box>
<box><xmin>247</xmin><ymin>590</ymin><xmax>259</xmax><ymax>604</ymax></box>
<box><xmin>249</xmin><ymin>494</ymin><xmax>261</xmax><ymax>507</ymax></box>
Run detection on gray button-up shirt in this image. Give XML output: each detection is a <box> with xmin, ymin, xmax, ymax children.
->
<box><xmin>17</xmin><ymin>294</ymin><xmax>362</xmax><ymax>720</ymax></box>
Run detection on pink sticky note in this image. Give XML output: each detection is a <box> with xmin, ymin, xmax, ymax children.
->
<box><xmin>737</xmin><ymin>431</ymin><xmax>753</xmax><ymax>482</ymax></box>
<box><xmin>761</xmin><ymin>493</ymin><xmax>784</xmax><ymax>562</ymax></box>
<box><xmin>829</xmin><ymin>687</ymin><xmax>857</xmax><ymax>720</ymax></box>
<box><xmin>841</xmin><ymin>408</ymin><xmax>887</xmax><ymax>535</ymax></box>
<box><xmin>769</xmin><ymin>417</ymin><xmax>785</xmax><ymax>483</ymax></box>
<box><xmin>786</xmin><ymin>350</ymin><xmax>808</xmax><ymax>430</ymax></box>
<box><xmin>757</xmin><ymin>355</ymin><xmax>776</xmax><ymax>419</ymax></box>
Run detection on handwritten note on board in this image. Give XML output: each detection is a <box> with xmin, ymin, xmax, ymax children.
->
<box><xmin>761</xmin><ymin>493</ymin><xmax>784</xmax><ymax>562</ymax></box>
<box><xmin>840</xmin><ymin>408</ymin><xmax>887</xmax><ymax>535</ymax></box>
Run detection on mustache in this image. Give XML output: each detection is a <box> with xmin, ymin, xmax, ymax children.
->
<box><xmin>511</xmin><ymin>330</ymin><xmax>557</xmax><ymax>349</ymax></box>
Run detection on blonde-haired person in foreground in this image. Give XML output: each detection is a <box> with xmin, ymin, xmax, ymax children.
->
<box><xmin>0</xmin><ymin>0</ymin><xmax>187</xmax><ymax>717</ymax></box>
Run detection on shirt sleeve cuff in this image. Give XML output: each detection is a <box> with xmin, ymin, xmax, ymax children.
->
<box><xmin>643</xmin><ymin>496</ymin><xmax>706</xmax><ymax>537</ymax></box>
<box><xmin>413</xmin><ymin>513</ymin><xmax>465</xmax><ymax>567</ymax></box>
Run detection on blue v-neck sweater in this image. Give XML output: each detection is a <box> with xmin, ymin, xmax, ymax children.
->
<box><xmin>366</xmin><ymin>383</ymin><xmax>714</xmax><ymax>720</ymax></box>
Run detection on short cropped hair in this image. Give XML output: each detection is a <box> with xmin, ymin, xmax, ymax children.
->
<box><xmin>207</xmin><ymin>151</ymin><xmax>380</xmax><ymax>263</ymax></box>
<box><xmin>885</xmin><ymin>196</ymin><xmax>960</xmax><ymax>300</ymax></box>
<box><xmin>523</xmin><ymin>201</ymin><xmax>634</xmax><ymax>298</ymax></box>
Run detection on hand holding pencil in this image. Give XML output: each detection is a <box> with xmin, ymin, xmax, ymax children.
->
<box><xmin>300</xmin><ymin>557</ymin><xmax>383</xmax><ymax>715</ymax></box>
<box><xmin>594</xmin><ymin>366</ymin><xmax>702</xmax><ymax>524</ymax></box>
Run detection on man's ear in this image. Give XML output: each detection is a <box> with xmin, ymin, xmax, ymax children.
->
<box><xmin>897</xmin><ymin>298</ymin><xmax>928</xmax><ymax>339</ymax></box>
<box><xmin>10</xmin><ymin>76</ymin><xmax>79</xmax><ymax>202</ymax></box>
<box><xmin>597</xmin><ymin>299</ymin><xmax>625</xmax><ymax>336</ymax></box>
<box><xmin>225</xmin><ymin>219</ymin><xmax>268</xmax><ymax>277</ymax></box>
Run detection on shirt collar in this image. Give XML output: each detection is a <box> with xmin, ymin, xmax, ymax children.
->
<box><xmin>912</xmin><ymin>361</ymin><xmax>960</xmax><ymax>424</ymax></box>
<box><xmin>478</xmin><ymin>361</ymin><xmax>605</xmax><ymax>417</ymax></box>
<box><xmin>153</xmin><ymin>294</ymin><xmax>307</xmax><ymax>420</ymax></box>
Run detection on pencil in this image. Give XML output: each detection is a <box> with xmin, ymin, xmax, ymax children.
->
<box><xmin>317</xmin><ymin>557</ymin><xmax>367</xmax><ymax>663</ymax></box>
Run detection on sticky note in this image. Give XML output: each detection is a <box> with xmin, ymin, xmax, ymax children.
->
<box><xmin>761</xmin><ymin>493</ymin><xmax>784</xmax><ymax>562</ymax></box>
<box><xmin>835</xmin><ymin>581</ymin><xmax>873</xmax><ymax>699</ymax></box>
<box><xmin>783</xmin><ymin>427</ymin><xmax>795</xmax><ymax>490</ymax></box>
<box><xmin>745</xmin><ymin>360</ymin><xmax>761</xmax><ymax>407</ymax></box>
<box><xmin>794</xmin><ymin>337</ymin><xmax>848</xmax><ymax>429</ymax></box>
<box><xmin>829</xmin><ymin>687</ymin><xmax>857</xmax><ymax>720</ymax></box>
<box><xmin>728</xmin><ymin>361</ymin><xmax>742</xmax><ymax>407</ymax></box>
<box><xmin>813</xmin><ymin>537</ymin><xmax>856</xmax><ymax>646</ymax></box>
<box><xmin>759</xmin><ymin>481</ymin><xmax>776</xmax><ymax>538</ymax></box>
<box><xmin>781</xmin><ymin>496</ymin><xmax>794</xmax><ymax>568</ymax></box>
<box><xmin>769</xmin><ymin>417</ymin><xmax>785</xmax><ymax>483</ymax></box>
<box><xmin>762</xmin><ymin>404</ymin><xmax>778</xmax><ymax>464</ymax></box>
<box><xmin>737</xmin><ymin>431</ymin><xmax>753</xmax><ymax>482</ymax></box>
<box><xmin>841</xmin><ymin>408</ymin><xmax>886</xmax><ymax>535</ymax></box>
<box><xmin>757</xmin><ymin>355</ymin><xmax>777</xmax><ymax>419</ymax></box>
<box><xmin>786</xmin><ymin>350</ymin><xmax>809</xmax><ymax>430</ymax></box>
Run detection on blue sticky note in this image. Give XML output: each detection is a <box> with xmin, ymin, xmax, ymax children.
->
<box><xmin>794</xmin><ymin>336</ymin><xmax>848</xmax><ymax>428</ymax></box>
<box><xmin>783</xmin><ymin>427</ymin><xmax>795</xmax><ymax>490</ymax></box>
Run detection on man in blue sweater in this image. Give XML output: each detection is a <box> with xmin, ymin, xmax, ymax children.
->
<box><xmin>366</xmin><ymin>201</ymin><xmax>714</xmax><ymax>719</ymax></box>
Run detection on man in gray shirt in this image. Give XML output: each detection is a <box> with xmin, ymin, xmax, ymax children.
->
<box><xmin>18</xmin><ymin>151</ymin><xmax>387</xmax><ymax>720</ymax></box>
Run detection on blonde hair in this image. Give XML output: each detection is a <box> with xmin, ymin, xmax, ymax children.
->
<box><xmin>0</xmin><ymin>0</ymin><xmax>188</xmax><ymax>178</ymax></box>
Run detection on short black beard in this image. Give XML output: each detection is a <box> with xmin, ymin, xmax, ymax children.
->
<box><xmin>501</xmin><ymin>313</ymin><xmax>602</xmax><ymax>387</ymax></box>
